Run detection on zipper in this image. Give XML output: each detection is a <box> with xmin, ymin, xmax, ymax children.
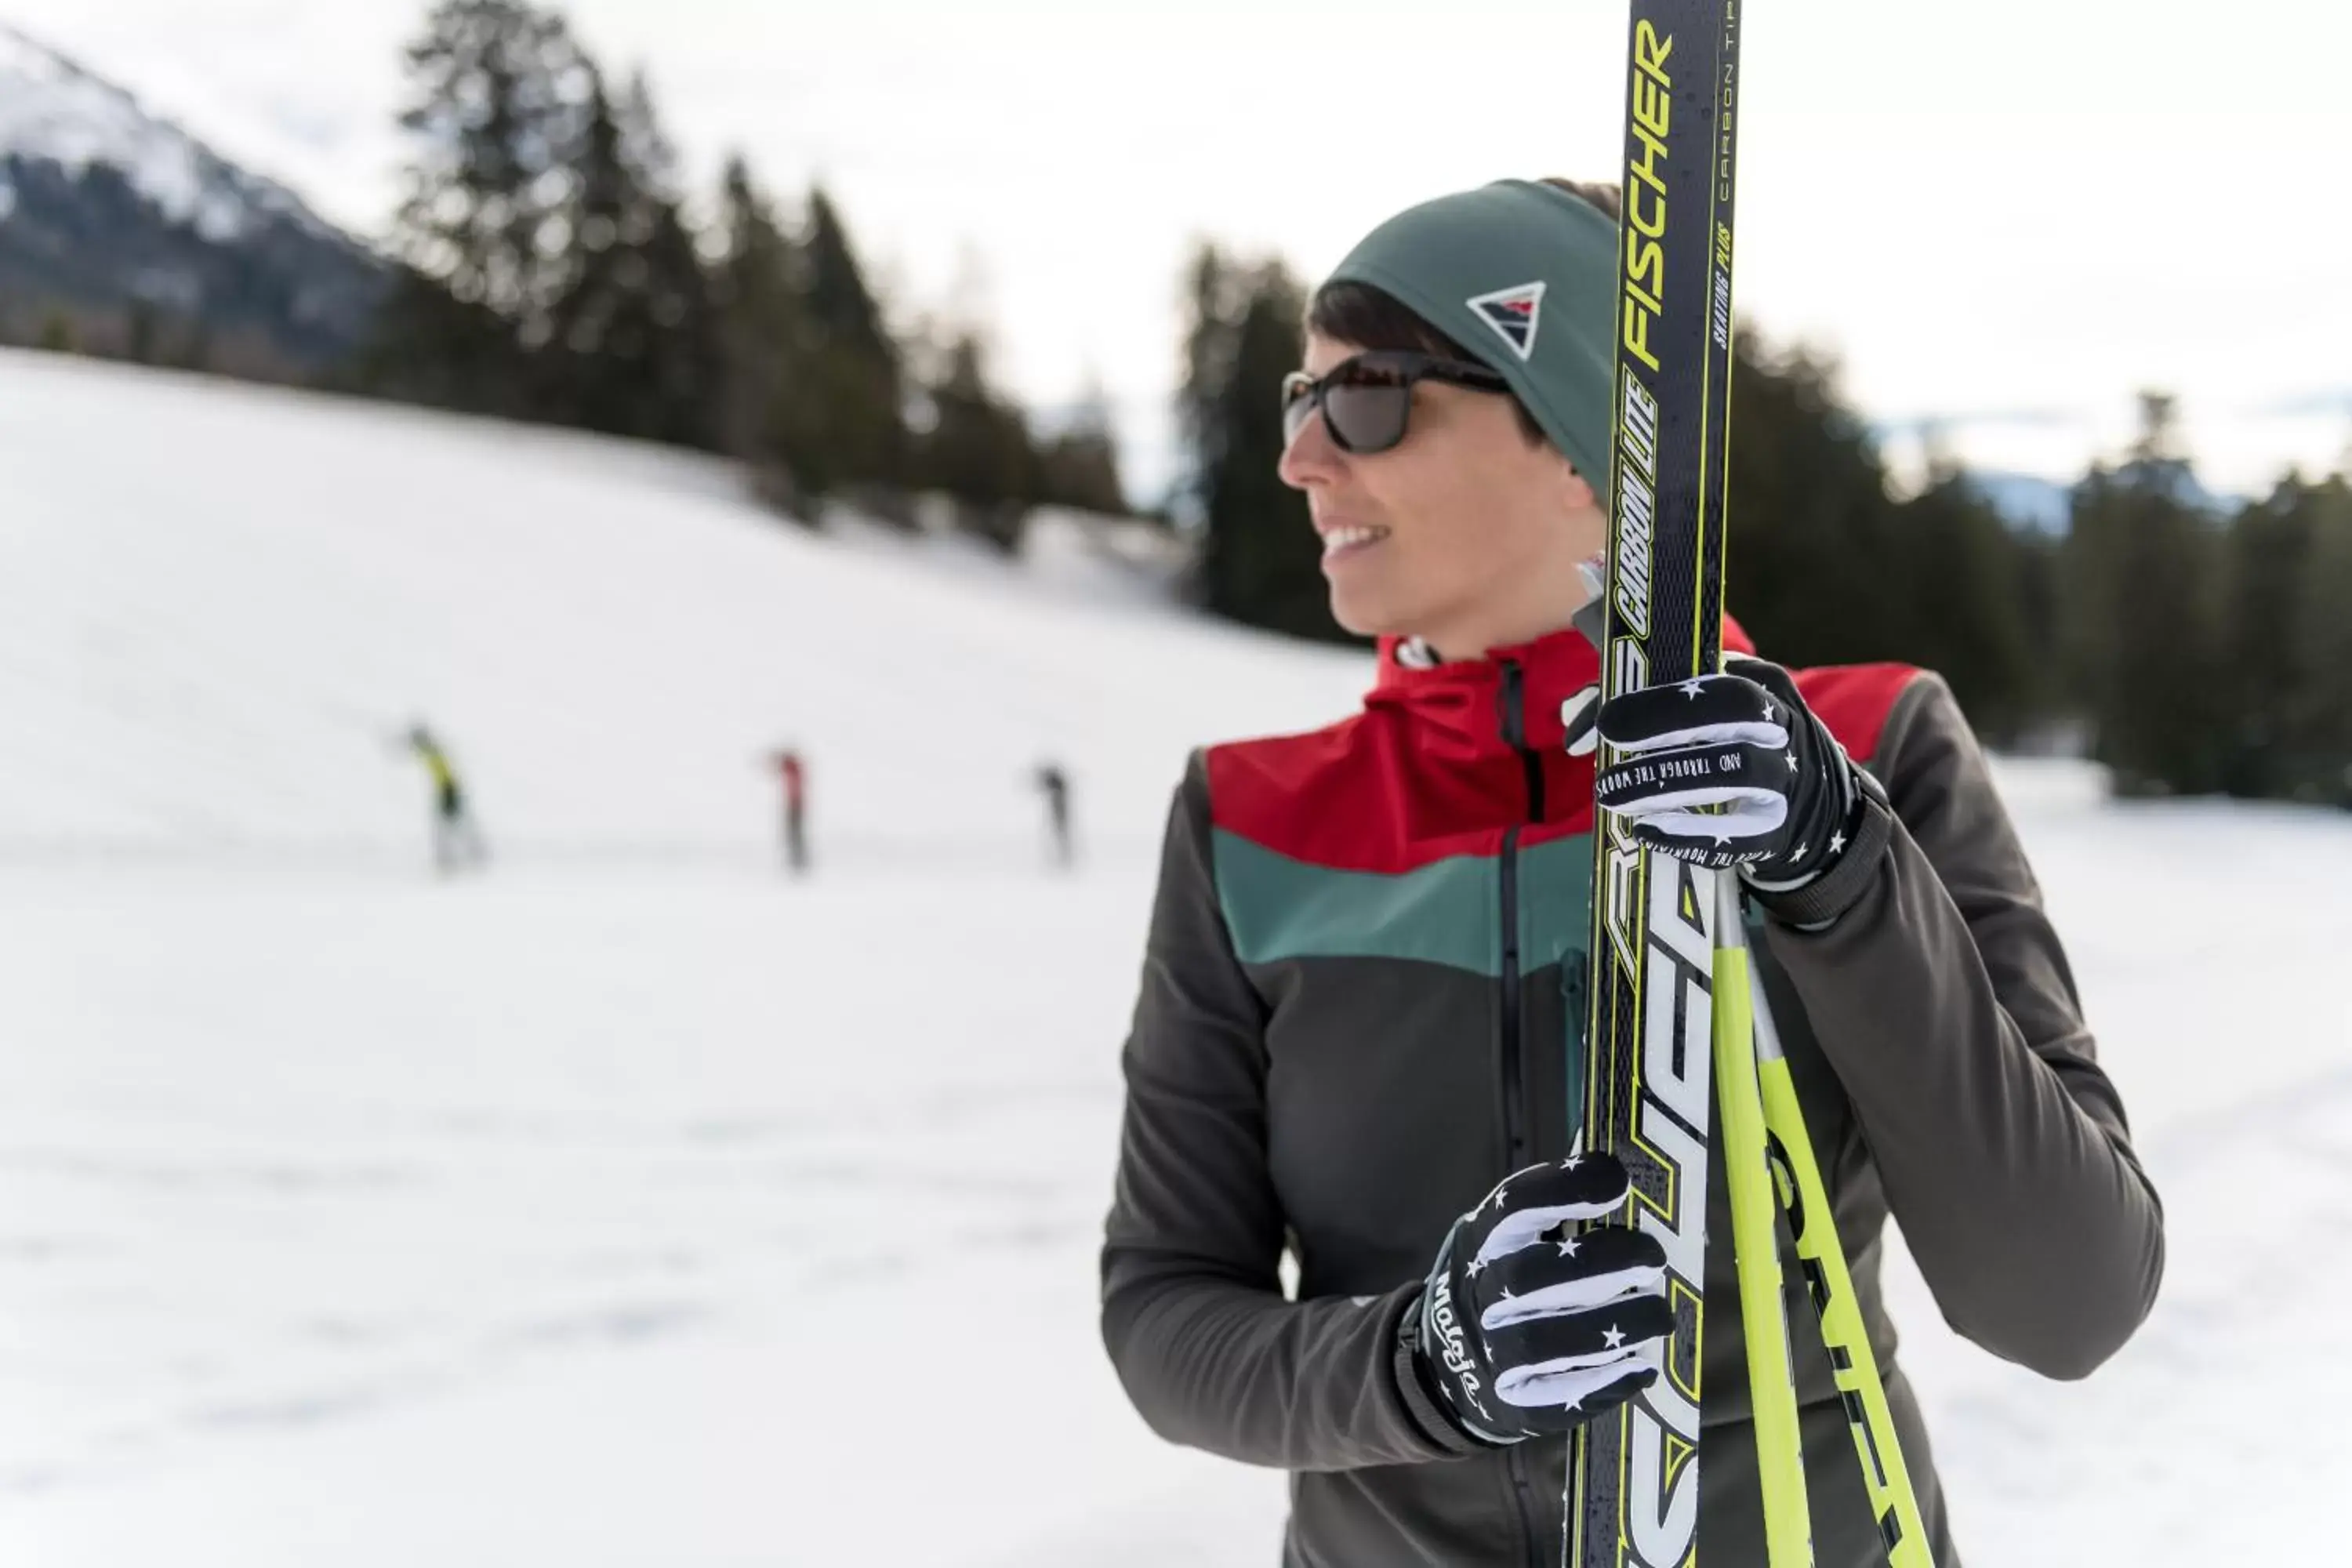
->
<box><xmin>1496</xmin><ymin>659</ymin><xmax>1545</xmax><ymax>1568</ymax></box>
<box><xmin>1495</xmin><ymin>660</ymin><xmax>1537</xmax><ymax>1172</ymax></box>
<box><xmin>1504</xmin><ymin>662</ymin><xmax>1547</xmax><ymax>822</ymax></box>
<box><xmin>1497</xmin><ymin>829</ymin><xmax>1527</xmax><ymax>1167</ymax></box>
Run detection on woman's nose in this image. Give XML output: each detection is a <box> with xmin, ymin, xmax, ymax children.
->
<box><xmin>1278</xmin><ymin>406</ymin><xmax>1341</xmax><ymax>489</ymax></box>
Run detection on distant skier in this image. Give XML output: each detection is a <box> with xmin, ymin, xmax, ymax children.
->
<box><xmin>1033</xmin><ymin>760</ymin><xmax>1074</xmax><ymax>868</ymax></box>
<box><xmin>768</xmin><ymin>746</ymin><xmax>809</xmax><ymax>874</ymax></box>
<box><xmin>405</xmin><ymin>723</ymin><xmax>487</xmax><ymax>874</ymax></box>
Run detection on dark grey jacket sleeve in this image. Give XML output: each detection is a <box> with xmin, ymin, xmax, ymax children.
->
<box><xmin>1757</xmin><ymin>673</ymin><xmax>2165</xmax><ymax>1378</ymax></box>
<box><xmin>1098</xmin><ymin>752</ymin><xmax>1472</xmax><ymax>1472</ymax></box>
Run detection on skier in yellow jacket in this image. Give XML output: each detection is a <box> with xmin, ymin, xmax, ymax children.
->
<box><xmin>405</xmin><ymin>723</ymin><xmax>488</xmax><ymax>874</ymax></box>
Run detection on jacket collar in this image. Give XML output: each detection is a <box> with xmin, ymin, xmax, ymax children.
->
<box><xmin>1364</xmin><ymin>614</ymin><xmax>1756</xmax><ymax>758</ymax></box>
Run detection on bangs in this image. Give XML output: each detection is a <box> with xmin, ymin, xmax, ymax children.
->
<box><xmin>1305</xmin><ymin>281</ymin><xmax>1481</xmax><ymax>364</ymax></box>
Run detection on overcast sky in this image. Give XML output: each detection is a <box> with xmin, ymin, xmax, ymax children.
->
<box><xmin>11</xmin><ymin>0</ymin><xmax>2350</xmax><ymax>502</ymax></box>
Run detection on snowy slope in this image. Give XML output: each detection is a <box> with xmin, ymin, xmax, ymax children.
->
<box><xmin>0</xmin><ymin>348</ymin><xmax>2348</xmax><ymax>1565</ymax></box>
<box><xmin>0</xmin><ymin>23</ymin><xmax>339</xmax><ymax>245</ymax></box>
<box><xmin>0</xmin><ymin>347</ymin><xmax>1356</xmax><ymax>864</ymax></box>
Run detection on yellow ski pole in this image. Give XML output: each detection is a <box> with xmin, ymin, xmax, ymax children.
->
<box><xmin>1715</xmin><ymin>873</ymin><xmax>1813</xmax><ymax>1566</ymax></box>
<box><xmin>1750</xmin><ymin>942</ymin><xmax>1933</xmax><ymax>1566</ymax></box>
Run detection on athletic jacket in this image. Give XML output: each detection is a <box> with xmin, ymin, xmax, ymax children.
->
<box><xmin>1099</xmin><ymin>620</ymin><xmax>2165</xmax><ymax>1567</ymax></box>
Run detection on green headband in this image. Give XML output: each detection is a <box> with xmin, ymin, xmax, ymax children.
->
<box><xmin>1324</xmin><ymin>178</ymin><xmax>1617</xmax><ymax>482</ymax></box>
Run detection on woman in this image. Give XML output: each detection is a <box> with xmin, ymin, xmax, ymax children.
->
<box><xmin>1098</xmin><ymin>176</ymin><xmax>2164</xmax><ymax>1566</ymax></box>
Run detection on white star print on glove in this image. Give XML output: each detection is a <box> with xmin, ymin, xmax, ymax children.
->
<box><xmin>1406</xmin><ymin>1153</ymin><xmax>1671</xmax><ymax>1446</ymax></box>
<box><xmin>1590</xmin><ymin>657</ymin><xmax>1866</xmax><ymax>887</ymax></box>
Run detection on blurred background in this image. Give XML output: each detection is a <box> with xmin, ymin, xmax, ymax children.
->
<box><xmin>1</xmin><ymin>1</ymin><xmax>2347</xmax><ymax>1562</ymax></box>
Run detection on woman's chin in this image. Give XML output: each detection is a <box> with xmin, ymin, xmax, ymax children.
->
<box><xmin>1327</xmin><ymin>590</ymin><xmax>1411</xmax><ymax>641</ymax></box>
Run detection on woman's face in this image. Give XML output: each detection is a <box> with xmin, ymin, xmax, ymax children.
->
<box><xmin>1277</xmin><ymin>330</ymin><xmax>1604</xmax><ymax>655</ymax></box>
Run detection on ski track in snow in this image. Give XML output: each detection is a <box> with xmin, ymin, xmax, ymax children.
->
<box><xmin>0</xmin><ymin>348</ymin><xmax>2348</xmax><ymax>1563</ymax></box>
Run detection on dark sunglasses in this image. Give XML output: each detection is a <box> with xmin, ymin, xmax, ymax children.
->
<box><xmin>1279</xmin><ymin>350</ymin><xmax>1511</xmax><ymax>456</ymax></box>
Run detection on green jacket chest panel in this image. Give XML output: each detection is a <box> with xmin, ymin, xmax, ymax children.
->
<box><xmin>1211</xmin><ymin>829</ymin><xmax>1595</xmax><ymax>981</ymax></box>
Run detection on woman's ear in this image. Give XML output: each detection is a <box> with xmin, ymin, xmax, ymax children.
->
<box><xmin>1556</xmin><ymin>454</ymin><xmax>1600</xmax><ymax>516</ymax></box>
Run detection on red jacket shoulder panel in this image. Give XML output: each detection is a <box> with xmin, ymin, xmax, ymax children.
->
<box><xmin>1205</xmin><ymin>713</ymin><xmax>1522</xmax><ymax>875</ymax></box>
<box><xmin>1791</xmin><ymin>662</ymin><xmax>1926</xmax><ymax>768</ymax></box>
<box><xmin>1200</xmin><ymin>630</ymin><xmax>1918</xmax><ymax>874</ymax></box>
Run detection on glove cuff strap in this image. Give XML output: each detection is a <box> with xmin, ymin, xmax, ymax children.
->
<box><xmin>1401</xmin><ymin>1220</ymin><xmax>1527</xmax><ymax>1450</ymax></box>
<box><xmin>1395</xmin><ymin>1289</ymin><xmax>1517</xmax><ymax>1453</ymax></box>
<box><xmin>1748</xmin><ymin>768</ymin><xmax>1890</xmax><ymax>931</ymax></box>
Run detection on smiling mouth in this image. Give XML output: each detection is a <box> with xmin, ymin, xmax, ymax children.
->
<box><xmin>1320</xmin><ymin>524</ymin><xmax>1391</xmax><ymax>559</ymax></box>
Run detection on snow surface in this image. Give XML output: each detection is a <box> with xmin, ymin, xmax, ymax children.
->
<box><xmin>0</xmin><ymin>23</ymin><xmax>342</xmax><ymax>245</ymax></box>
<box><xmin>1</xmin><ymin>346</ymin><xmax>2348</xmax><ymax>1563</ymax></box>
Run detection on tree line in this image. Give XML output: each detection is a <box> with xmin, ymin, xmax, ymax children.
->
<box><xmin>354</xmin><ymin>0</ymin><xmax>1125</xmax><ymax>545</ymax></box>
<box><xmin>1177</xmin><ymin>247</ymin><xmax>2352</xmax><ymax>808</ymax></box>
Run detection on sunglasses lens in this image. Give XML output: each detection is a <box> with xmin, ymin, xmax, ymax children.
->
<box><xmin>1279</xmin><ymin>374</ymin><xmax>1316</xmax><ymax>446</ymax></box>
<box><xmin>1324</xmin><ymin>378</ymin><xmax>1410</xmax><ymax>454</ymax></box>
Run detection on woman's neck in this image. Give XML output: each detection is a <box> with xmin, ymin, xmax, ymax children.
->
<box><xmin>1412</xmin><ymin>560</ymin><xmax>1599</xmax><ymax>664</ymax></box>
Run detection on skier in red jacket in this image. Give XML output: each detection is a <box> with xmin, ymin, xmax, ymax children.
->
<box><xmin>768</xmin><ymin>747</ymin><xmax>808</xmax><ymax>874</ymax></box>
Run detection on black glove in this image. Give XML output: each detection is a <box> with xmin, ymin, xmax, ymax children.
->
<box><xmin>1588</xmin><ymin>657</ymin><xmax>1871</xmax><ymax>890</ymax></box>
<box><xmin>1406</xmin><ymin>1153</ymin><xmax>1671</xmax><ymax>1446</ymax></box>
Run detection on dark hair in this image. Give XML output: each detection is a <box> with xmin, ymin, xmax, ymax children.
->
<box><xmin>1303</xmin><ymin>177</ymin><xmax>1621</xmax><ymax>452</ymax></box>
<box><xmin>1541</xmin><ymin>177</ymin><xmax>1622</xmax><ymax>221</ymax></box>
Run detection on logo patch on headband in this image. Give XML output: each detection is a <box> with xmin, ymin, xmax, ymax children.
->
<box><xmin>1465</xmin><ymin>281</ymin><xmax>1545</xmax><ymax>362</ymax></box>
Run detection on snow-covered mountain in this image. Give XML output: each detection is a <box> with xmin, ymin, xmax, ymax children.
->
<box><xmin>0</xmin><ymin>21</ymin><xmax>383</xmax><ymax>368</ymax></box>
<box><xmin>1956</xmin><ymin>466</ymin><xmax>2250</xmax><ymax>537</ymax></box>
<box><xmin>1965</xmin><ymin>469</ymin><xmax>2074</xmax><ymax>535</ymax></box>
<box><xmin>0</xmin><ymin>22</ymin><xmax>338</xmax><ymax>245</ymax></box>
